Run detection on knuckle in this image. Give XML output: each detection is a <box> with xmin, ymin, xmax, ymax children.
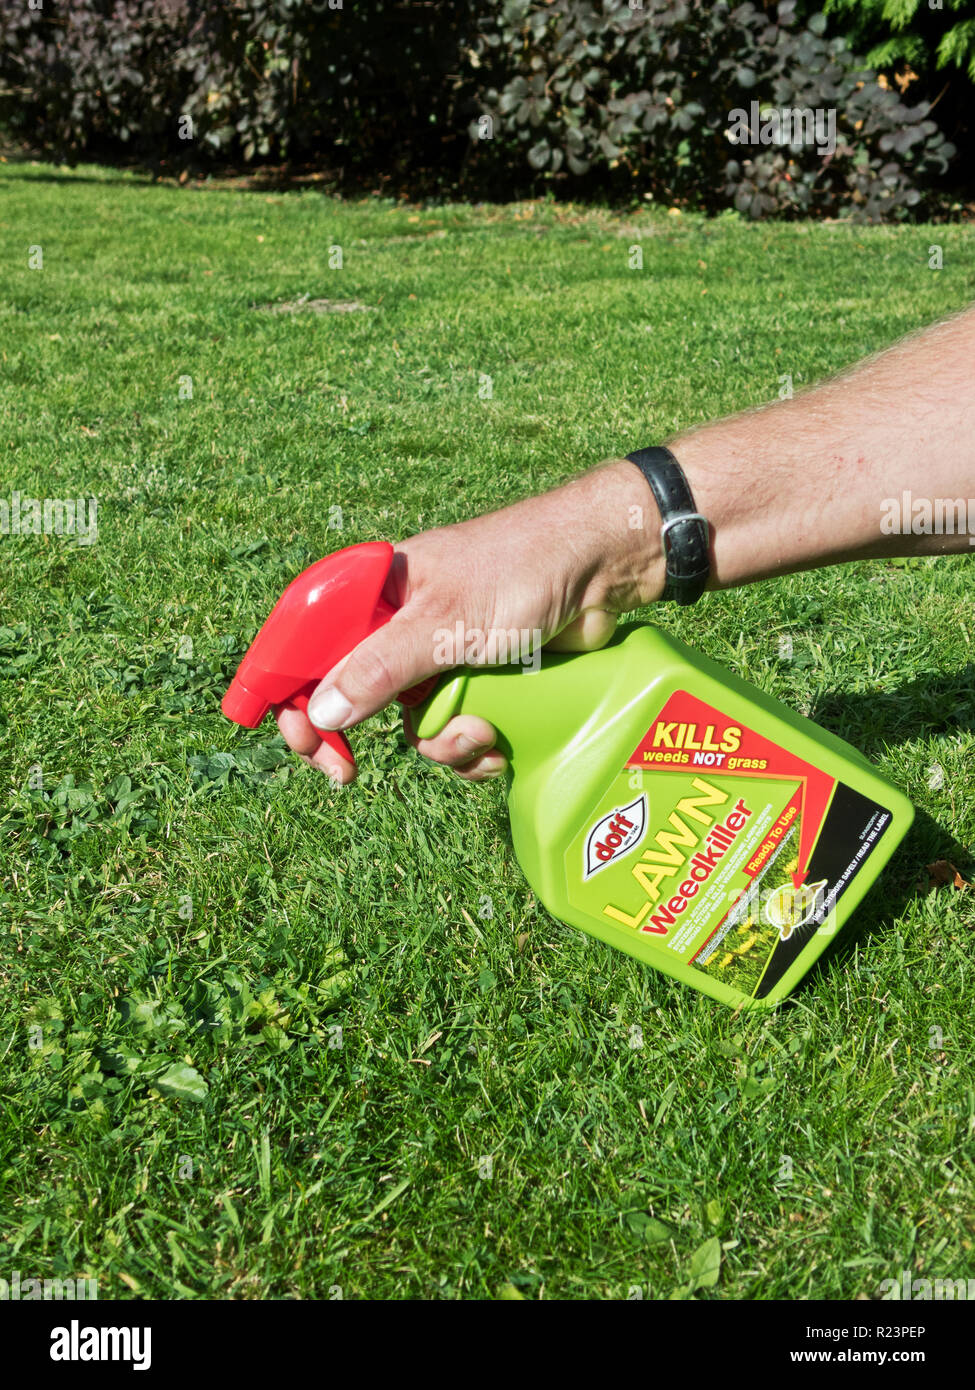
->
<box><xmin>415</xmin><ymin>741</ymin><xmax>455</xmax><ymax>767</ymax></box>
<box><xmin>346</xmin><ymin>642</ymin><xmax>398</xmax><ymax>703</ymax></box>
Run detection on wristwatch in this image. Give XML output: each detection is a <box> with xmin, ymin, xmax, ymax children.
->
<box><xmin>625</xmin><ymin>446</ymin><xmax>711</xmax><ymax>605</ymax></box>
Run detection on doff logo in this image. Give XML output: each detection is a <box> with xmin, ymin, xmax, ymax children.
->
<box><xmin>583</xmin><ymin>795</ymin><xmax>647</xmax><ymax>879</ymax></box>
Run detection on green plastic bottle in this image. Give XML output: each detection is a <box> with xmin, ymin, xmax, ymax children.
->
<box><xmin>412</xmin><ymin>621</ymin><xmax>914</xmax><ymax>1010</ymax></box>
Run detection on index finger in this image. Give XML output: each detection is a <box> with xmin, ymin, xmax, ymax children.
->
<box><xmin>274</xmin><ymin>702</ymin><xmax>357</xmax><ymax>785</ymax></box>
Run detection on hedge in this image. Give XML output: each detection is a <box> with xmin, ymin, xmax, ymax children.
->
<box><xmin>0</xmin><ymin>0</ymin><xmax>960</xmax><ymax>218</ymax></box>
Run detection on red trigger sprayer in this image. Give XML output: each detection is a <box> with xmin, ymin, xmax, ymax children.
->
<box><xmin>221</xmin><ymin>541</ymin><xmax>435</xmax><ymax>765</ymax></box>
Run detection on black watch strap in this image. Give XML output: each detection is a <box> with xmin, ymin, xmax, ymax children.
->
<box><xmin>625</xmin><ymin>446</ymin><xmax>711</xmax><ymax>605</ymax></box>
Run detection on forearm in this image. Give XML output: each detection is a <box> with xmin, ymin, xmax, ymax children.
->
<box><xmin>290</xmin><ymin>305</ymin><xmax>975</xmax><ymax>781</ymax></box>
<box><xmin>588</xmin><ymin>304</ymin><xmax>975</xmax><ymax>610</ymax></box>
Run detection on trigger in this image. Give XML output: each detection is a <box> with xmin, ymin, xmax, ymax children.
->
<box><xmin>274</xmin><ymin>692</ymin><xmax>356</xmax><ymax>769</ymax></box>
<box><xmin>320</xmin><ymin>728</ymin><xmax>354</xmax><ymax>765</ymax></box>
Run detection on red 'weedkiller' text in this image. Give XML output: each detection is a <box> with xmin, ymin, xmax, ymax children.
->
<box><xmin>639</xmin><ymin>797</ymin><xmax>752</xmax><ymax>934</ymax></box>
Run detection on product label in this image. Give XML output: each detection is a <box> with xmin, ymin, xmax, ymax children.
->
<box><xmin>563</xmin><ymin>691</ymin><xmax>893</xmax><ymax>1000</ymax></box>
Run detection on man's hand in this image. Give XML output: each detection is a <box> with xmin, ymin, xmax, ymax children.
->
<box><xmin>274</xmin><ymin>461</ymin><xmax>663</xmax><ymax>784</ymax></box>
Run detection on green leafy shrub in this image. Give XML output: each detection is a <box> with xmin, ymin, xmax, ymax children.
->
<box><xmin>821</xmin><ymin>0</ymin><xmax>975</xmax><ymax>80</ymax></box>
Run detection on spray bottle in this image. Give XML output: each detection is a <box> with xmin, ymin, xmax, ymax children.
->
<box><xmin>222</xmin><ymin>541</ymin><xmax>914</xmax><ymax>1010</ymax></box>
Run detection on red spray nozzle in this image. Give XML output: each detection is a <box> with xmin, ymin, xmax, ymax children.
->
<box><xmin>221</xmin><ymin>541</ymin><xmax>435</xmax><ymax>766</ymax></box>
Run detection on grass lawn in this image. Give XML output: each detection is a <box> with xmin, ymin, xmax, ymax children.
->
<box><xmin>1</xmin><ymin>162</ymin><xmax>973</xmax><ymax>1301</ymax></box>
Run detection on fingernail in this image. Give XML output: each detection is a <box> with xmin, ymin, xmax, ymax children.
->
<box><xmin>307</xmin><ymin>687</ymin><xmax>354</xmax><ymax>730</ymax></box>
<box><xmin>456</xmin><ymin>732</ymin><xmax>489</xmax><ymax>756</ymax></box>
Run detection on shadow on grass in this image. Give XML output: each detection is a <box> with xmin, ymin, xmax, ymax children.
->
<box><xmin>793</xmin><ymin>663</ymin><xmax>975</xmax><ymax>1005</ymax></box>
<box><xmin>0</xmin><ymin>150</ymin><xmax>354</xmax><ymax>195</ymax></box>
<box><xmin>808</xmin><ymin>662</ymin><xmax>975</xmax><ymax>765</ymax></box>
<box><xmin>0</xmin><ymin>150</ymin><xmax>156</xmax><ymax>185</ymax></box>
<box><xmin>799</xmin><ymin>800</ymin><xmax>967</xmax><ymax>1008</ymax></box>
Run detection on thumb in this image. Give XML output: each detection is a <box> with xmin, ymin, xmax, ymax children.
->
<box><xmin>306</xmin><ymin>611</ymin><xmax>439</xmax><ymax>731</ymax></box>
